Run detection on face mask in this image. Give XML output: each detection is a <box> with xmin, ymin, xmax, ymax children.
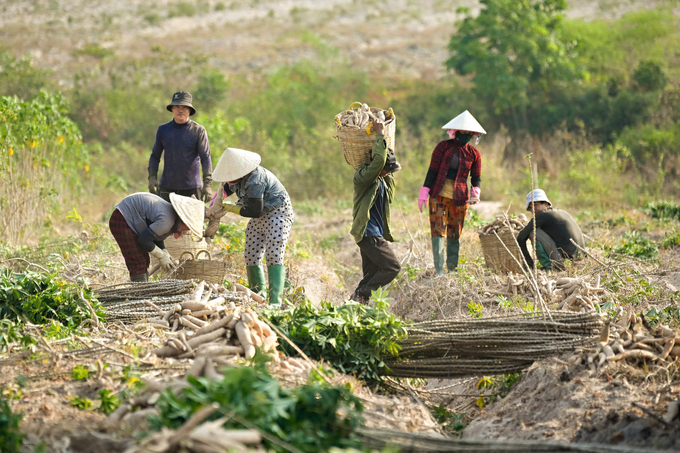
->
<box><xmin>455</xmin><ymin>132</ymin><xmax>474</xmax><ymax>145</ymax></box>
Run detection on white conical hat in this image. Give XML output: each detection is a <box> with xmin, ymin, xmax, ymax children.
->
<box><xmin>169</xmin><ymin>193</ymin><xmax>205</xmax><ymax>238</ymax></box>
<box><xmin>213</xmin><ymin>147</ymin><xmax>261</xmax><ymax>182</ymax></box>
<box><xmin>441</xmin><ymin>110</ymin><xmax>486</xmax><ymax>134</ymax></box>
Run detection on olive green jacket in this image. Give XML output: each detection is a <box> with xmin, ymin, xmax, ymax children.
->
<box><xmin>350</xmin><ymin>135</ymin><xmax>396</xmax><ymax>243</ymax></box>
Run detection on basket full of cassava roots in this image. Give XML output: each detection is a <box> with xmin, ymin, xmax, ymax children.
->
<box><xmin>334</xmin><ymin>102</ymin><xmax>396</xmax><ymax>169</ymax></box>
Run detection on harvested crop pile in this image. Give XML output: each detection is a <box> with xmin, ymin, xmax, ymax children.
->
<box><xmin>478</xmin><ymin>214</ymin><xmax>528</xmax><ymax>235</ymax></box>
<box><xmin>335</xmin><ymin>102</ymin><xmax>393</xmax><ymax>130</ymax></box>
<box><xmin>386</xmin><ymin>312</ymin><xmax>603</xmax><ymax>378</ymax></box>
<box><xmin>552</xmin><ymin>276</ymin><xmax>610</xmax><ymax>312</ymax></box>
<box><xmin>568</xmin><ymin>311</ymin><xmax>680</xmax><ymax>371</ymax></box>
<box><xmin>484</xmin><ymin>273</ymin><xmax>612</xmax><ymax>312</ymax></box>
<box><xmin>115</xmin><ymin>281</ymin><xmax>279</xmax><ymax>361</ymax></box>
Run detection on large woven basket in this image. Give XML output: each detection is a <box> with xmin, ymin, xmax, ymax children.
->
<box><xmin>173</xmin><ymin>250</ymin><xmax>227</xmax><ymax>284</ymax></box>
<box><xmin>334</xmin><ymin>102</ymin><xmax>397</xmax><ymax>170</ymax></box>
<box><xmin>478</xmin><ymin>229</ymin><xmax>523</xmax><ymax>274</ymax></box>
<box><xmin>150</xmin><ymin>234</ymin><xmax>208</xmax><ymax>266</ymax></box>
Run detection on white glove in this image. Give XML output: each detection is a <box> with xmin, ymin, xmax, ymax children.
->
<box><xmin>150</xmin><ymin>246</ymin><xmax>177</xmax><ymax>273</ymax></box>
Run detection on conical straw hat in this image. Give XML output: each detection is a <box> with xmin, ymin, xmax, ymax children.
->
<box><xmin>213</xmin><ymin>148</ymin><xmax>261</xmax><ymax>182</ymax></box>
<box><xmin>169</xmin><ymin>193</ymin><xmax>205</xmax><ymax>238</ymax></box>
<box><xmin>441</xmin><ymin>110</ymin><xmax>487</xmax><ymax>134</ymax></box>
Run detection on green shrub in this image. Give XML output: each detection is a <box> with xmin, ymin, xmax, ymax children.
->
<box><xmin>144</xmin><ymin>14</ymin><xmax>162</xmax><ymax>25</ymax></box>
<box><xmin>632</xmin><ymin>60</ymin><xmax>668</xmax><ymax>92</ymax></box>
<box><xmin>264</xmin><ymin>296</ymin><xmax>408</xmax><ymax>383</ymax></box>
<box><xmin>193</xmin><ymin>69</ymin><xmax>229</xmax><ymax>112</ymax></box>
<box><xmin>661</xmin><ymin>230</ymin><xmax>680</xmax><ymax>249</ymax></box>
<box><xmin>645</xmin><ymin>200</ymin><xmax>680</xmax><ymax>221</ymax></box>
<box><xmin>0</xmin><ymin>267</ymin><xmax>103</xmax><ymax>327</ymax></box>
<box><xmin>0</xmin><ymin>394</ymin><xmax>24</xmax><ymax>453</ymax></box>
<box><xmin>168</xmin><ymin>1</ymin><xmax>196</xmax><ymax>17</ymax></box>
<box><xmin>152</xmin><ymin>364</ymin><xmax>363</xmax><ymax>452</ymax></box>
<box><xmin>0</xmin><ymin>92</ymin><xmax>92</xmax><ymax>243</ymax></box>
<box><xmin>73</xmin><ymin>43</ymin><xmax>113</xmax><ymax>59</ymax></box>
<box><xmin>0</xmin><ymin>47</ymin><xmax>50</xmax><ymax>100</ymax></box>
<box><xmin>609</xmin><ymin>231</ymin><xmax>658</xmax><ymax>260</ymax></box>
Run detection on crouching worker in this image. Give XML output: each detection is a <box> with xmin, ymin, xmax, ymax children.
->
<box><xmin>109</xmin><ymin>192</ymin><xmax>205</xmax><ymax>282</ymax></box>
<box><xmin>517</xmin><ymin>189</ymin><xmax>585</xmax><ymax>272</ymax></box>
<box><xmin>350</xmin><ymin>121</ymin><xmax>402</xmax><ymax>303</ymax></box>
<box><xmin>209</xmin><ymin>148</ymin><xmax>294</xmax><ymax>305</ymax></box>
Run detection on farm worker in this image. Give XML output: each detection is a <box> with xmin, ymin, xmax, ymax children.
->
<box><xmin>517</xmin><ymin>189</ymin><xmax>585</xmax><ymax>272</ymax></box>
<box><xmin>417</xmin><ymin>110</ymin><xmax>485</xmax><ymax>275</ymax></box>
<box><xmin>209</xmin><ymin>148</ymin><xmax>294</xmax><ymax>305</ymax></box>
<box><xmin>349</xmin><ymin>121</ymin><xmax>402</xmax><ymax>303</ymax></box>
<box><xmin>109</xmin><ymin>193</ymin><xmax>205</xmax><ymax>282</ymax></box>
<box><xmin>148</xmin><ymin>91</ymin><xmax>214</xmax><ymax>203</ymax></box>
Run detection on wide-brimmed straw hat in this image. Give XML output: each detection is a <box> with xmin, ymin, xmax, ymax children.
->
<box><xmin>213</xmin><ymin>148</ymin><xmax>261</xmax><ymax>182</ymax></box>
<box><xmin>441</xmin><ymin>110</ymin><xmax>486</xmax><ymax>134</ymax></box>
<box><xmin>525</xmin><ymin>189</ymin><xmax>552</xmax><ymax>210</ymax></box>
<box><xmin>167</xmin><ymin>91</ymin><xmax>196</xmax><ymax>116</ymax></box>
<box><xmin>169</xmin><ymin>193</ymin><xmax>205</xmax><ymax>237</ymax></box>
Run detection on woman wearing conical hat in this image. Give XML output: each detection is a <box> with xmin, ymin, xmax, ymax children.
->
<box><xmin>109</xmin><ymin>192</ymin><xmax>205</xmax><ymax>282</ymax></box>
<box><xmin>206</xmin><ymin>148</ymin><xmax>294</xmax><ymax>305</ymax></box>
<box><xmin>417</xmin><ymin>110</ymin><xmax>486</xmax><ymax>275</ymax></box>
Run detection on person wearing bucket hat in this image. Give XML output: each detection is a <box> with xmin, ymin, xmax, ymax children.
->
<box><xmin>109</xmin><ymin>192</ymin><xmax>205</xmax><ymax>282</ymax></box>
<box><xmin>148</xmin><ymin>91</ymin><xmax>214</xmax><ymax>203</ymax></box>
<box><xmin>516</xmin><ymin>189</ymin><xmax>585</xmax><ymax>272</ymax></box>
<box><xmin>349</xmin><ymin>121</ymin><xmax>401</xmax><ymax>304</ymax></box>
<box><xmin>417</xmin><ymin>110</ymin><xmax>485</xmax><ymax>275</ymax></box>
<box><xmin>208</xmin><ymin>147</ymin><xmax>294</xmax><ymax>306</ymax></box>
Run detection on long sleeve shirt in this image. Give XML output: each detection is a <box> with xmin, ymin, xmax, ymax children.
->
<box><xmin>351</xmin><ymin>135</ymin><xmax>395</xmax><ymax>243</ymax></box>
<box><xmin>423</xmin><ymin>139</ymin><xmax>481</xmax><ymax>205</ymax></box>
<box><xmin>148</xmin><ymin>119</ymin><xmax>212</xmax><ymax>191</ymax></box>
<box><xmin>116</xmin><ymin>192</ymin><xmax>179</xmax><ymax>251</ymax></box>
<box><xmin>223</xmin><ymin>166</ymin><xmax>289</xmax><ymax>217</ymax></box>
<box><xmin>517</xmin><ymin>208</ymin><xmax>585</xmax><ymax>269</ymax></box>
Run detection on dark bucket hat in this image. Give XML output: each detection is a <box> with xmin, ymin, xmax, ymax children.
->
<box><xmin>166</xmin><ymin>91</ymin><xmax>196</xmax><ymax>116</ymax></box>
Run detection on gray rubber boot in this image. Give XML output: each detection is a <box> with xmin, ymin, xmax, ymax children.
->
<box><xmin>130</xmin><ymin>272</ymin><xmax>148</xmax><ymax>282</ymax></box>
<box><xmin>446</xmin><ymin>238</ymin><xmax>460</xmax><ymax>271</ymax></box>
<box><xmin>431</xmin><ymin>237</ymin><xmax>446</xmax><ymax>276</ymax></box>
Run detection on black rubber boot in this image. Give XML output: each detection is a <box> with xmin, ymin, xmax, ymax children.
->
<box><xmin>130</xmin><ymin>272</ymin><xmax>148</xmax><ymax>282</ymax></box>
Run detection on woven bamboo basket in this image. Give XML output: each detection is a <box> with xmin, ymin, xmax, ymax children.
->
<box><xmin>334</xmin><ymin>102</ymin><xmax>397</xmax><ymax>170</ymax></box>
<box><xmin>173</xmin><ymin>250</ymin><xmax>227</xmax><ymax>284</ymax></box>
<box><xmin>150</xmin><ymin>234</ymin><xmax>208</xmax><ymax>269</ymax></box>
<box><xmin>478</xmin><ymin>228</ymin><xmax>523</xmax><ymax>274</ymax></box>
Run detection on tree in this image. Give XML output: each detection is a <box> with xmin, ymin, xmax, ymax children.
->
<box><xmin>446</xmin><ymin>0</ymin><xmax>585</xmax><ymax>135</ymax></box>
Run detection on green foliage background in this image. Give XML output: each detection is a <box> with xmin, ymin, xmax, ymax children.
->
<box><xmin>0</xmin><ymin>2</ymin><xmax>679</xmax><ymax>240</ymax></box>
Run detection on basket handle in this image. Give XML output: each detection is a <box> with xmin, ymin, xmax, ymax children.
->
<box><xmin>195</xmin><ymin>250</ymin><xmax>212</xmax><ymax>261</ymax></box>
<box><xmin>348</xmin><ymin>102</ymin><xmax>362</xmax><ymax>110</ymax></box>
<box><xmin>179</xmin><ymin>251</ymin><xmax>195</xmax><ymax>261</ymax></box>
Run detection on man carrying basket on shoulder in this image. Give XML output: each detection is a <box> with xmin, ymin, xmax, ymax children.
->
<box><xmin>349</xmin><ymin>121</ymin><xmax>403</xmax><ymax>304</ymax></box>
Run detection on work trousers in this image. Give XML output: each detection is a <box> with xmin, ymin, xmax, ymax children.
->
<box><xmin>355</xmin><ymin>236</ymin><xmax>401</xmax><ymax>300</ymax></box>
<box><xmin>533</xmin><ymin>229</ymin><xmax>566</xmax><ymax>271</ymax></box>
<box><xmin>109</xmin><ymin>208</ymin><xmax>149</xmax><ymax>277</ymax></box>
<box><xmin>244</xmin><ymin>198</ymin><xmax>295</xmax><ymax>266</ymax></box>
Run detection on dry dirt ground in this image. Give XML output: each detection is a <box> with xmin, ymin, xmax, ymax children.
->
<box><xmin>3</xmin><ymin>202</ymin><xmax>680</xmax><ymax>451</ymax></box>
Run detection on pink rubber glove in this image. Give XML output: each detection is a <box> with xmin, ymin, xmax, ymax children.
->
<box><xmin>468</xmin><ymin>186</ymin><xmax>481</xmax><ymax>205</ymax></box>
<box><xmin>418</xmin><ymin>187</ymin><xmax>430</xmax><ymax>212</ymax></box>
